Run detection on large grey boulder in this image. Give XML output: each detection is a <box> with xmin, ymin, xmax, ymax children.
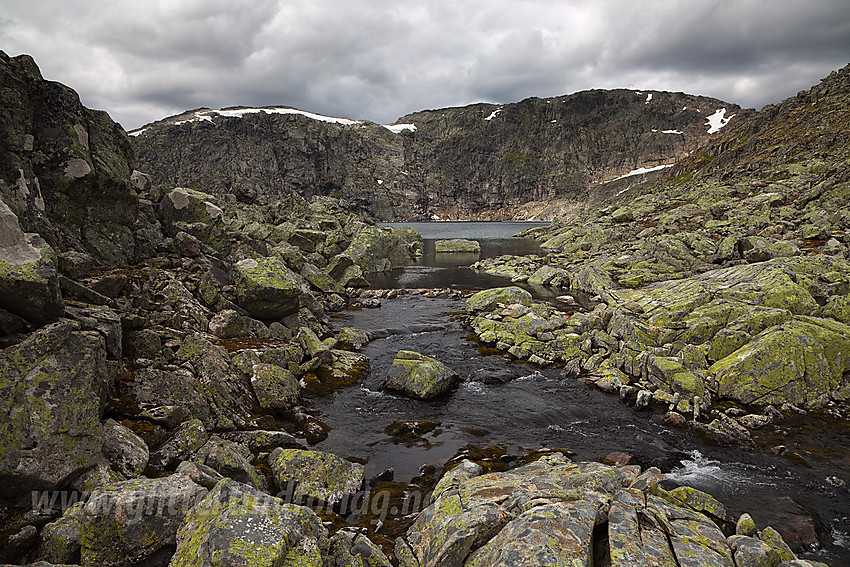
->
<box><xmin>80</xmin><ymin>474</ymin><xmax>208</xmax><ymax>567</ymax></box>
<box><xmin>0</xmin><ymin>200</ymin><xmax>63</xmax><ymax>325</ymax></box>
<box><xmin>169</xmin><ymin>479</ymin><xmax>329</xmax><ymax>567</ymax></box>
<box><xmin>465</xmin><ymin>286</ymin><xmax>532</xmax><ymax>313</ymax></box>
<box><xmin>269</xmin><ymin>448</ymin><xmax>364</xmax><ymax>506</ymax></box>
<box><xmin>251</xmin><ymin>363</ymin><xmax>301</xmax><ymax>411</ymax></box>
<box><xmin>193</xmin><ymin>436</ymin><xmax>267</xmax><ymax>490</ymax></box>
<box><xmin>384</xmin><ymin>350</ymin><xmax>459</xmax><ymax>399</ymax></box>
<box><xmin>101</xmin><ymin>418</ymin><xmax>149</xmax><ymax>479</ymax></box>
<box><xmin>0</xmin><ymin>320</ymin><xmax>110</xmax><ymax>496</ymax></box>
<box><xmin>232</xmin><ymin>257</ymin><xmax>303</xmax><ymax>320</ymax></box>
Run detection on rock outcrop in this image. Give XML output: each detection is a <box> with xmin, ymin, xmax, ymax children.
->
<box><xmin>131</xmin><ymin>92</ymin><xmax>749</xmax><ymax>221</ymax></box>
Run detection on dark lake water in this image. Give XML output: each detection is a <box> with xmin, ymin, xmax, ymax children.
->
<box><xmin>369</xmin><ymin>221</ymin><xmax>550</xmax><ymax>292</ymax></box>
<box><xmin>311</xmin><ymin>222</ymin><xmax>850</xmax><ymax>564</ymax></box>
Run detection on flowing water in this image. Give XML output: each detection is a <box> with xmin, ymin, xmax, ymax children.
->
<box><xmin>310</xmin><ymin>222</ymin><xmax>850</xmax><ymax>564</ymax></box>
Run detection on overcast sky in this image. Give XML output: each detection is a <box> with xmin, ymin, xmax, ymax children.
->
<box><xmin>2</xmin><ymin>0</ymin><xmax>849</xmax><ymax>131</ymax></box>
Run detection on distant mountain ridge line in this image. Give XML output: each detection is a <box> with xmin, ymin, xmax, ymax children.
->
<box><xmin>130</xmin><ymin>87</ymin><xmax>753</xmax><ymax>221</ymax></box>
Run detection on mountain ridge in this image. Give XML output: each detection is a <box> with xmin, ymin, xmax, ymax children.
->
<box><xmin>131</xmin><ymin>88</ymin><xmax>751</xmax><ymax>221</ymax></box>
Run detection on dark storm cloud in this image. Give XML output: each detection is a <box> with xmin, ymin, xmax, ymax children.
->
<box><xmin>2</xmin><ymin>0</ymin><xmax>848</xmax><ymax>130</ymax></box>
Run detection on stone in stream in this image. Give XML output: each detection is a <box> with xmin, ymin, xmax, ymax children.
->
<box><xmin>435</xmin><ymin>238</ymin><xmax>481</xmax><ymax>253</ymax></box>
<box><xmin>384</xmin><ymin>350</ymin><xmax>460</xmax><ymax>399</ymax></box>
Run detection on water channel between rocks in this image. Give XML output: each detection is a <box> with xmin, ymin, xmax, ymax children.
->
<box><xmin>309</xmin><ymin>221</ymin><xmax>850</xmax><ymax>564</ymax></box>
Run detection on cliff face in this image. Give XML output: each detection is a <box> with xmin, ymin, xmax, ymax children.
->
<box><xmin>131</xmin><ymin>91</ymin><xmax>749</xmax><ymax>221</ymax></box>
<box><xmin>0</xmin><ymin>51</ymin><xmax>155</xmax><ymax>265</ymax></box>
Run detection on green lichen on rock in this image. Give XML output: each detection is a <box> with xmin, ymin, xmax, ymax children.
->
<box><xmin>269</xmin><ymin>448</ymin><xmax>364</xmax><ymax>506</ymax></box>
<box><xmin>80</xmin><ymin>473</ymin><xmax>207</xmax><ymax>567</ymax></box>
<box><xmin>232</xmin><ymin>256</ymin><xmax>303</xmax><ymax>320</ymax></box>
<box><xmin>170</xmin><ymin>478</ymin><xmax>328</xmax><ymax>567</ymax></box>
<box><xmin>435</xmin><ymin>238</ymin><xmax>480</xmax><ymax>253</ymax></box>
<box><xmin>712</xmin><ymin>316</ymin><xmax>850</xmax><ymax>407</ymax></box>
<box><xmin>343</xmin><ymin>225</ymin><xmax>422</xmax><ymax>273</ymax></box>
<box><xmin>384</xmin><ymin>350</ymin><xmax>459</xmax><ymax>399</ymax></box>
<box><xmin>466</xmin><ymin>286</ymin><xmax>532</xmax><ymax>313</ymax></box>
<box><xmin>251</xmin><ymin>363</ymin><xmax>300</xmax><ymax>410</ymax></box>
<box><xmin>0</xmin><ymin>320</ymin><xmax>109</xmax><ymax>496</ymax></box>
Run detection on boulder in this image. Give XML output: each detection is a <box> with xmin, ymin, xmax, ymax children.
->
<box><xmin>148</xmin><ymin>419</ymin><xmax>209</xmax><ymax>472</ymax></box>
<box><xmin>169</xmin><ymin>479</ymin><xmax>329</xmax><ymax>567</ymax></box>
<box><xmin>193</xmin><ymin>436</ymin><xmax>267</xmax><ymax>490</ymax></box>
<box><xmin>38</xmin><ymin>501</ymin><xmax>85</xmax><ymax>564</ymax></box>
<box><xmin>343</xmin><ymin>226</ymin><xmax>422</xmax><ymax>273</ymax></box>
<box><xmin>251</xmin><ymin>363</ymin><xmax>301</xmax><ymax>410</ymax></box>
<box><xmin>465</xmin><ymin>286</ymin><xmax>532</xmax><ymax>313</ymax></box>
<box><xmin>0</xmin><ymin>200</ymin><xmax>63</xmax><ymax>325</ymax></box>
<box><xmin>159</xmin><ymin>187</ymin><xmax>223</xmax><ymax>233</ymax></box>
<box><xmin>712</xmin><ymin>317</ymin><xmax>850</xmax><ymax>407</ymax></box>
<box><xmin>269</xmin><ymin>448</ymin><xmax>364</xmax><ymax>506</ymax></box>
<box><xmin>174</xmin><ymin>334</ymin><xmax>256</xmax><ymax>430</ymax></box>
<box><xmin>0</xmin><ymin>320</ymin><xmax>110</xmax><ymax>496</ymax></box>
<box><xmin>232</xmin><ymin>257</ymin><xmax>303</xmax><ymax>320</ymax></box>
<box><xmin>80</xmin><ymin>474</ymin><xmax>207</xmax><ymax>567</ymax></box>
<box><xmin>115</xmin><ymin>367</ymin><xmax>214</xmax><ymax>429</ymax></box>
<box><xmin>435</xmin><ymin>238</ymin><xmax>480</xmax><ymax>253</ymax></box>
<box><xmin>384</xmin><ymin>350</ymin><xmax>460</xmax><ymax>399</ymax></box>
<box><xmin>101</xmin><ymin>418</ymin><xmax>149</xmax><ymax>479</ymax></box>
<box><xmin>207</xmin><ymin>308</ymin><xmax>246</xmax><ymax>339</ymax></box>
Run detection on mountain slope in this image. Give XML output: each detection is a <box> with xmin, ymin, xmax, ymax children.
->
<box><xmin>130</xmin><ymin>91</ymin><xmax>749</xmax><ymax>221</ymax></box>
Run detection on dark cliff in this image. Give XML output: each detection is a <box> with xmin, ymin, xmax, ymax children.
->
<box><xmin>131</xmin><ymin>91</ymin><xmax>750</xmax><ymax>221</ymax></box>
<box><xmin>0</xmin><ymin>51</ymin><xmax>158</xmax><ymax>264</ymax></box>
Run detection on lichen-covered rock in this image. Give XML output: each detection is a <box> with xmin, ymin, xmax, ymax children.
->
<box><xmin>232</xmin><ymin>256</ymin><xmax>303</xmax><ymax>320</ymax></box>
<box><xmin>466</xmin><ymin>286</ymin><xmax>532</xmax><ymax>313</ymax></box>
<box><xmin>65</xmin><ymin>305</ymin><xmax>122</xmax><ymax>358</ymax></box>
<box><xmin>0</xmin><ymin>320</ymin><xmax>110</xmax><ymax>496</ymax></box>
<box><xmin>102</xmin><ymin>418</ymin><xmax>149</xmax><ymax>479</ymax></box>
<box><xmin>193</xmin><ymin>436</ymin><xmax>267</xmax><ymax>490</ymax></box>
<box><xmin>169</xmin><ymin>478</ymin><xmax>329</xmax><ymax>567</ymax></box>
<box><xmin>328</xmin><ymin>530</ymin><xmax>393</xmax><ymax>567</ymax></box>
<box><xmin>0</xmin><ymin>200</ymin><xmax>63</xmax><ymax>325</ymax></box>
<box><xmin>404</xmin><ymin>454</ymin><xmax>634</xmax><ymax>567</ymax></box>
<box><xmin>335</xmin><ymin>327</ymin><xmax>371</xmax><ymax>351</ymax></box>
<box><xmin>80</xmin><ymin>473</ymin><xmax>208</xmax><ymax>567</ymax></box>
<box><xmin>208</xmin><ymin>309</ymin><xmax>246</xmax><ymax>339</ymax></box>
<box><xmin>159</xmin><ymin>187</ymin><xmax>223</xmax><ymax>232</ymax></box>
<box><xmin>115</xmin><ymin>367</ymin><xmax>214</xmax><ymax>429</ymax></box>
<box><xmin>175</xmin><ymin>334</ymin><xmax>256</xmax><ymax>430</ymax></box>
<box><xmin>269</xmin><ymin>448</ymin><xmax>364</xmax><ymax>506</ymax></box>
<box><xmin>38</xmin><ymin>501</ymin><xmax>84</xmax><ymax>564</ymax></box>
<box><xmin>251</xmin><ymin>363</ymin><xmax>300</xmax><ymax>411</ymax></box>
<box><xmin>435</xmin><ymin>238</ymin><xmax>480</xmax><ymax>253</ymax></box>
<box><xmin>344</xmin><ymin>225</ymin><xmax>422</xmax><ymax>273</ymax></box>
<box><xmin>712</xmin><ymin>316</ymin><xmax>850</xmax><ymax>407</ymax></box>
<box><xmin>148</xmin><ymin>419</ymin><xmax>209</xmax><ymax>472</ymax></box>
<box><xmin>384</xmin><ymin>350</ymin><xmax>460</xmax><ymax>399</ymax></box>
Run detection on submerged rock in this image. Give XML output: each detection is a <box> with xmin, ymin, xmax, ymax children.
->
<box><xmin>384</xmin><ymin>350</ymin><xmax>460</xmax><ymax>399</ymax></box>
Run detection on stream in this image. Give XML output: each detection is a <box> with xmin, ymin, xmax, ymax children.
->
<box><xmin>311</xmin><ymin>222</ymin><xmax>850</xmax><ymax>564</ymax></box>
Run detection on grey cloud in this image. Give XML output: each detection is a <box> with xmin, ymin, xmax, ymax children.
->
<box><xmin>1</xmin><ymin>0</ymin><xmax>848</xmax><ymax>130</ymax></box>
